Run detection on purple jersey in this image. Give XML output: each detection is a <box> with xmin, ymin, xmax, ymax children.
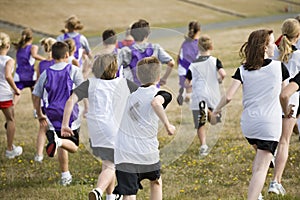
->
<box><xmin>178</xmin><ymin>39</ymin><xmax>199</xmax><ymax>70</ymax></box>
<box><xmin>16</xmin><ymin>44</ymin><xmax>35</xmax><ymax>81</ymax></box>
<box><xmin>44</xmin><ymin>64</ymin><xmax>79</xmax><ymax>130</ymax></box>
<box><xmin>39</xmin><ymin>59</ymin><xmax>55</xmax><ymax>75</ymax></box>
<box><xmin>128</xmin><ymin>43</ymin><xmax>154</xmax><ymax>85</ymax></box>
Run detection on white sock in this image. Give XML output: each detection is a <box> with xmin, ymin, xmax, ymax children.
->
<box><xmin>61</xmin><ymin>171</ymin><xmax>71</xmax><ymax>179</ymax></box>
<box><xmin>106</xmin><ymin>194</ymin><xmax>115</xmax><ymax>200</ymax></box>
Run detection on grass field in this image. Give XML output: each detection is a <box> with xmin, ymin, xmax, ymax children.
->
<box><xmin>1</xmin><ymin>1</ymin><xmax>300</xmax><ymax>200</ymax></box>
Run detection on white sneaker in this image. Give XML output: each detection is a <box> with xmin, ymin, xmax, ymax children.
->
<box><xmin>34</xmin><ymin>154</ymin><xmax>43</xmax><ymax>163</ymax></box>
<box><xmin>268</xmin><ymin>181</ymin><xmax>286</xmax><ymax>195</ymax></box>
<box><xmin>199</xmin><ymin>145</ymin><xmax>209</xmax><ymax>156</ymax></box>
<box><xmin>60</xmin><ymin>176</ymin><xmax>72</xmax><ymax>186</ymax></box>
<box><xmin>258</xmin><ymin>193</ymin><xmax>263</xmax><ymax>200</ymax></box>
<box><xmin>5</xmin><ymin>145</ymin><xmax>23</xmax><ymax>159</ymax></box>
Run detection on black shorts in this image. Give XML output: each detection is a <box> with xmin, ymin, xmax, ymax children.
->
<box><xmin>113</xmin><ymin>162</ymin><xmax>161</xmax><ymax>195</ymax></box>
<box><xmin>55</xmin><ymin>128</ymin><xmax>80</xmax><ymax>146</ymax></box>
<box><xmin>246</xmin><ymin>138</ymin><xmax>278</xmax><ymax>155</ymax></box>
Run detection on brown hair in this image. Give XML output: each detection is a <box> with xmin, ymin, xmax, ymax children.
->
<box><xmin>61</xmin><ymin>15</ymin><xmax>84</xmax><ymax>33</ymax></box>
<box><xmin>0</xmin><ymin>32</ymin><xmax>10</xmax><ymax>50</ymax></box>
<box><xmin>92</xmin><ymin>54</ymin><xmax>118</xmax><ymax>79</ymax></box>
<box><xmin>239</xmin><ymin>29</ymin><xmax>273</xmax><ymax>71</ymax></box>
<box><xmin>188</xmin><ymin>21</ymin><xmax>201</xmax><ymax>39</ymax></box>
<box><xmin>102</xmin><ymin>29</ymin><xmax>117</xmax><ymax>45</ymax></box>
<box><xmin>198</xmin><ymin>34</ymin><xmax>212</xmax><ymax>52</ymax></box>
<box><xmin>12</xmin><ymin>28</ymin><xmax>33</xmax><ymax>50</ymax></box>
<box><xmin>40</xmin><ymin>37</ymin><xmax>56</xmax><ymax>53</ymax></box>
<box><xmin>130</xmin><ymin>19</ymin><xmax>150</xmax><ymax>42</ymax></box>
<box><xmin>64</xmin><ymin>38</ymin><xmax>76</xmax><ymax>54</ymax></box>
<box><xmin>278</xmin><ymin>18</ymin><xmax>300</xmax><ymax>63</ymax></box>
<box><xmin>137</xmin><ymin>56</ymin><xmax>161</xmax><ymax>85</ymax></box>
<box><xmin>51</xmin><ymin>41</ymin><xmax>69</xmax><ymax>60</ymax></box>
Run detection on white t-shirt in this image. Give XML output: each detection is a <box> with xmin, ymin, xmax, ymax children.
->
<box><xmin>0</xmin><ymin>55</ymin><xmax>14</xmax><ymax>101</ymax></box>
<box><xmin>86</xmin><ymin>77</ymin><xmax>130</xmax><ymax>148</ymax></box>
<box><xmin>239</xmin><ymin>60</ymin><xmax>283</xmax><ymax>141</ymax></box>
<box><xmin>189</xmin><ymin>56</ymin><xmax>221</xmax><ymax>110</ymax></box>
<box><xmin>114</xmin><ymin>85</ymin><xmax>160</xmax><ymax>165</ymax></box>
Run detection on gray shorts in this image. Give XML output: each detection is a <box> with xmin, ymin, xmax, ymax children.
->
<box><xmin>91</xmin><ymin>146</ymin><xmax>114</xmax><ymax>162</ymax></box>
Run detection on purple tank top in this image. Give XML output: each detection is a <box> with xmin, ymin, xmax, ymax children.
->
<box><xmin>44</xmin><ymin>64</ymin><xmax>79</xmax><ymax>130</ymax></box>
<box><xmin>16</xmin><ymin>44</ymin><xmax>35</xmax><ymax>81</ymax></box>
<box><xmin>39</xmin><ymin>59</ymin><xmax>55</xmax><ymax>75</ymax></box>
<box><xmin>64</xmin><ymin>33</ymin><xmax>82</xmax><ymax>65</ymax></box>
<box><xmin>128</xmin><ymin>43</ymin><xmax>154</xmax><ymax>85</ymax></box>
<box><xmin>178</xmin><ymin>39</ymin><xmax>199</xmax><ymax>70</ymax></box>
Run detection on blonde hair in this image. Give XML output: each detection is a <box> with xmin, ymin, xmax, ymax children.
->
<box><xmin>92</xmin><ymin>54</ymin><xmax>118</xmax><ymax>79</ymax></box>
<box><xmin>61</xmin><ymin>15</ymin><xmax>84</xmax><ymax>33</ymax></box>
<box><xmin>278</xmin><ymin>18</ymin><xmax>300</xmax><ymax>63</ymax></box>
<box><xmin>64</xmin><ymin>38</ymin><xmax>76</xmax><ymax>54</ymax></box>
<box><xmin>0</xmin><ymin>32</ymin><xmax>10</xmax><ymax>50</ymax></box>
<box><xmin>137</xmin><ymin>56</ymin><xmax>161</xmax><ymax>85</ymax></box>
<box><xmin>198</xmin><ymin>34</ymin><xmax>212</xmax><ymax>52</ymax></box>
<box><xmin>40</xmin><ymin>37</ymin><xmax>56</xmax><ymax>53</ymax></box>
<box><xmin>12</xmin><ymin>28</ymin><xmax>33</xmax><ymax>50</ymax></box>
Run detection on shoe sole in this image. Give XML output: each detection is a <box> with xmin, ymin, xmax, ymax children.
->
<box><xmin>268</xmin><ymin>188</ymin><xmax>280</xmax><ymax>195</ymax></box>
<box><xmin>198</xmin><ymin>101</ymin><xmax>206</xmax><ymax>127</ymax></box>
<box><xmin>46</xmin><ymin>142</ymin><xmax>57</xmax><ymax>157</ymax></box>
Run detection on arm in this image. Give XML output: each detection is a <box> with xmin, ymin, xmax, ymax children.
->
<box><xmin>151</xmin><ymin>95</ymin><xmax>175</xmax><ymax>135</ymax></box>
<box><xmin>5</xmin><ymin>59</ymin><xmax>20</xmax><ymax>95</ymax></box>
<box><xmin>218</xmin><ymin>68</ymin><xmax>226</xmax><ymax>82</ymax></box>
<box><xmin>33</xmin><ymin>94</ymin><xmax>48</xmax><ymax>127</ymax></box>
<box><xmin>61</xmin><ymin>93</ymin><xmax>79</xmax><ymax>136</ymax></box>
<box><xmin>31</xmin><ymin>45</ymin><xmax>45</xmax><ymax>61</ymax></box>
<box><xmin>159</xmin><ymin>60</ymin><xmax>174</xmax><ymax>86</ymax></box>
<box><xmin>72</xmin><ymin>58</ymin><xmax>80</xmax><ymax>67</ymax></box>
<box><xmin>213</xmin><ymin>79</ymin><xmax>241</xmax><ymax>114</ymax></box>
<box><xmin>280</xmin><ymin>81</ymin><xmax>299</xmax><ymax>118</ymax></box>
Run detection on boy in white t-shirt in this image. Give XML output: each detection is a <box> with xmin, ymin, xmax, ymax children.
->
<box><xmin>113</xmin><ymin>56</ymin><xmax>175</xmax><ymax>200</ymax></box>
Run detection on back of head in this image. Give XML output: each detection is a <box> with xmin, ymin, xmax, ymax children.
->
<box><xmin>239</xmin><ymin>29</ymin><xmax>273</xmax><ymax>70</ymax></box>
<box><xmin>102</xmin><ymin>29</ymin><xmax>117</xmax><ymax>45</ymax></box>
<box><xmin>13</xmin><ymin>27</ymin><xmax>33</xmax><ymax>50</ymax></box>
<box><xmin>40</xmin><ymin>37</ymin><xmax>57</xmax><ymax>53</ymax></box>
<box><xmin>295</xmin><ymin>14</ymin><xmax>300</xmax><ymax>23</ymax></box>
<box><xmin>0</xmin><ymin>32</ymin><xmax>10</xmax><ymax>50</ymax></box>
<box><xmin>137</xmin><ymin>56</ymin><xmax>161</xmax><ymax>85</ymax></box>
<box><xmin>188</xmin><ymin>21</ymin><xmax>201</xmax><ymax>39</ymax></box>
<box><xmin>62</xmin><ymin>15</ymin><xmax>84</xmax><ymax>33</ymax></box>
<box><xmin>64</xmin><ymin>38</ymin><xmax>76</xmax><ymax>54</ymax></box>
<box><xmin>198</xmin><ymin>34</ymin><xmax>212</xmax><ymax>52</ymax></box>
<box><xmin>279</xmin><ymin>18</ymin><xmax>300</xmax><ymax>63</ymax></box>
<box><xmin>92</xmin><ymin>54</ymin><xmax>118</xmax><ymax>79</ymax></box>
<box><xmin>51</xmin><ymin>41</ymin><xmax>69</xmax><ymax>60</ymax></box>
<box><xmin>130</xmin><ymin>19</ymin><xmax>150</xmax><ymax>42</ymax></box>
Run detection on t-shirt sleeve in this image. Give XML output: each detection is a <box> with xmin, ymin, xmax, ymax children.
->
<box><xmin>80</xmin><ymin>35</ymin><xmax>91</xmax><ymax>54</ymax></box>
<box><xmin>231</xmin><ymin>68</ymin><xmax>242</xmax><ymax>83</ymax></box>
<box><xmin>289</xmin><ymin>72</ymin><xmax>300</xmax><ymax>91</ymax></box>
<box><xmin>156</xmin><ymin>44</ymin><xmax>173</xmax><ymax>64</ymax></box>
<box><xmin>154</xmin><ymin>90</ymin><xmax>172</xmax><ymax>109</ymax></box>
<box><xmin>32</xmin><ymin>71</ymin><xmax>47</xmax><ymax>97</ymax></box>
<box><xmin>72</xmin><ymin>66</ymin><xmax>84</xmax><ymax>86</ymax></box>
<box><xmin>216</xmin><ymin>58</ymin><xmax>223</xmax><ymax>70</ymax></box>
<box><xmin>73</xmin><ymin>80</ymin><xmax>89</xmax><ymax>101</ymax></box>
<box><xmin>126</xmin><ymin>79</ymin><xmax>139</xmax><ymax>93</ymax></box>
<box><xmin>281</xmin><ymin>62</ymin><xmax>289</xmax><ymax>81</ymax></box>
<box><xmin>185</xmin><ymin>69</ymin><xmax>192</xmax><ymax>80</ymax></box>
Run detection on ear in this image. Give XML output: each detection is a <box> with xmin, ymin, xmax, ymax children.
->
<box><xmin>65</xmin><ymin>52</ymin><xmax>69</xmax><ymax>58</ymax></box>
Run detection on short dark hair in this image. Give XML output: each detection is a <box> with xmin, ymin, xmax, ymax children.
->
<box><xmin>102</xmin><ymin>29</ymin><xmax>117</xmax><ymax>45</ymax></box>
<box><xmin>52</xmin><ymin>41</ymin><xmax>69</xmax><ymax>60</ymax></box>
<box><xmin>130</xmin><ymin>19</ymin><xmax>150</xmax><ymax>42</ymax></box>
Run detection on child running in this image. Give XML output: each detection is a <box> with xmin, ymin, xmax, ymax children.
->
<box><xmin>64</xmin><ymin>38</ymin><xmax>80</xmax><ymax>67</ymax></box>
<box><xmin>213</xmin><ymin>29</ymin><xmax>289</xmax><ymax>200</ymax></box>
<box><xmin>0</xmin><ymin>32</ymin><xmax>22</xmax><ymax>159</ymax></box>
<box><xmin>118</xmin><ymin>19</ymin><xmax>175</xmax><ymax>86</ymax></box>
<box><xmin>113</xmin><ymin>56</ymin><xmax>176</xmax><ymax>200</ymax></box>
<box><xmin>268</xmin><ymin>18</ymin><xmax>300</xmax><ymax>195</ymax></box>
<box><xmin>32</xmin><ymin>41</ymin><xmax>83</xmax><ymax>186</ymax></box>
<box><xmin>185</xmin><ymin>34</ymin><xmax>226</xmax><ymax>156</ymax></box>
<box><xmin>177</xmin><ymin>21</ymin><xmax>201</xmax><ymax>105</ymax></box>
<box><xmin>116</xmin><ymin>26</ymin><xmax>135</xmax><ymax>49</ymax></box>
<box><xmin>12</xmin><ymin>28</ymin><xmax>45</xmax><ymax>118</ymax></box>
<box><xmin>34</xmin><ymin>37</ymin><xmax>56</xmax><ymax>163</ymax></box>
<box><xmin>61</xmin><ymin>54</ymin><xmax>138</xmax><ymax>200</ymax></box>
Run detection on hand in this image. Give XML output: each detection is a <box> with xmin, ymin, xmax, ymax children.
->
<box><xmin>166</xmin><ymin>124</ymin><xmax>176</xmax><ymax>135</ymax></box>
<box><xmin>61</xmin><ymin>126</ymin><xmax>74</xmax><ymax>137</ymax></box>
<box><xmin>284</xmin><ymin>104</ymin><xmax>295</xmax><ymax>118</ymax></box>
<box><xmin>38</xmin><ymin>114</ymin><xmax>48</xmax><ymax>127</ymax></box>
<box><xmin>14</xmin><ymin>88</ymin><xmax>21</xmax><ymax>96</ymax></box>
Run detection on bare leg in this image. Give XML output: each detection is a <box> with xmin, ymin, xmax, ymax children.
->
<box><xmin>36</xmin><ymin>124</ymin><xmax>47</xmax><ymax>156</ymax></box>
<box><xmin>123</xmin><ymin>195</ymin><xmax>136</xmax><ymax>200</ymax></box>
<box><xmin>58</xmin><ymin>148</ymin><xmax>69</xmax><ymax>173</ymax></box>
<box><xmin>94</xmin><ymin>160</ymin><xmax>115</xmax><ymax>194</ymax></box>
<box><xmin>150</xmin><ymin>177</ymin><xmax>162</xmax><ymax>200</ymax></box>
<box><xmin>197</xmin><ymin>126</ymin><xmax>206</xmax><ymax>146</ymax></box>
<box><xmin>248</xmin><ymin>149</ymin><xmax>273</xmax><ymax>200</ymax></box>
<box><xmin>273</xmin><ymin>118</ymin><xmax>296</xmax><ymax>183</ymax></box>
<box><xmin>2</xmin><ymin>106</ymin><xmax>15</xmax><ymax>150</ymax></box>
<box><xmin>60</xmin><ymin>139</ymin><xmax>78</xmax><ymax>153</ymax></box>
